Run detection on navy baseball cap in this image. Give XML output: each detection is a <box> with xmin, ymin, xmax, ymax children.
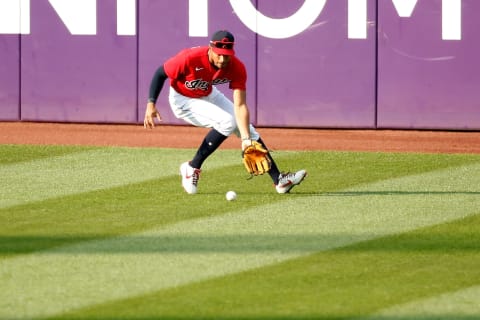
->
<box><xmin>210</xmin><ymin>30</ymin><xmax>235</xmax><ymax>56</ymax></box>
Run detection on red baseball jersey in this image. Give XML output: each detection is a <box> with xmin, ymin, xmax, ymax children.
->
<box><xmin>163</xmin><ymin>46</ymin><xmax>247</xmax><ymax>98</ymax></box>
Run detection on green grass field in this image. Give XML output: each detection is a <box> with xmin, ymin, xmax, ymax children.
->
<box><xmin>1</xmin><ymin>144</ymin><xmax>480</xmax><ymax>320</ymax></box>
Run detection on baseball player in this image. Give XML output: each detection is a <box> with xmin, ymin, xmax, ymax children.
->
<box><xmin>144</xmin><ymin>30</ymin><xmax>306</xmax><ymax>194</ymax></box>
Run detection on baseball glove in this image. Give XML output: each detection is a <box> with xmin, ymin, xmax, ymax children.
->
<box><xmin>242</xmin><ymin>140</ymin><xmax>271</xmax><ymax>176</ymax></box>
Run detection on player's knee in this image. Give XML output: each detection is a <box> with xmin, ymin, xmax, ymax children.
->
<box><xmin>216</xmin><ymin>115</ymin><xmax>236</xmax><ymax>136</ymax></box>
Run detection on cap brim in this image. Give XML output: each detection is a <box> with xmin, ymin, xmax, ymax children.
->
<box><xmin>211</xmin><ymin>46</ymin><xmax>235</xmax><ymax>56</ymax></box>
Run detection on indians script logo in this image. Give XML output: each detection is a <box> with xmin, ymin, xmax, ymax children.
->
<box><xmin>185</xmin><ymin>78</ymin><xmax>230</xmax><ymax>91</ymax></box>
<box><xmin>0</xmin><ymin>0</ymin><xmax>462</xmax><ymax>40</ymax></box>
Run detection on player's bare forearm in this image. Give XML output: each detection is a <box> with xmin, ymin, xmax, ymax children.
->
<box><xmin>233</xmin><ymin>89</ymin><xmax>251</xmax><ymax>141</ymax></box>
<box><xmin>234</xmin><ymin>103</ymin><xmax>250</xmax><ymax>138</ymax></box>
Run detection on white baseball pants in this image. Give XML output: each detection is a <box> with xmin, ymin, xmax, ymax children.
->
<box><xmin>168</xmin><ymin>86</ymin><xmax>260</xmax><ymax>139</ymax></box>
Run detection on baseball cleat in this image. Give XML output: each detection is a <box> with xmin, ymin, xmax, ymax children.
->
<box><xmin>180</xmin><ymin>162</ymin><xmax>201</xmax><ymax>194</ymax></box>
<box><xmin>276</xmin><ymin>170</ymin><xmax>307</xmax><ymax>194</ymax></box>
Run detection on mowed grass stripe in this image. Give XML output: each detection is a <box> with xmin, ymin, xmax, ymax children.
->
<box><xmin>1</xmin><ymin>162</ymin><xmax>479</xmax><ymax>319</ymax></box>
<box><xmin>0</xmin><ymin>152</ymin><xmax>296</xmax><ymax>241</ymax></box>
<box><xmin>0</xmin><ymin>147</ymin><xmax>244</xmax><ymax>209</ymax></box>
<box><xmin>368</xmin><ymin>285</ymin><xmax>480</xmax><ymax>318</ymax></box>
<box><xmin>65</xmin><ymin>215</ymin><xmax>480</xmax><ymax>319</ymax></box>
<box><xmin>1</xmin><ymin>149</ymin><xmax>477</xmax><ymax>239</ymax></box>
<box><xmin>0</xmin><ymin>145</ymin><xmax>99</xmax><ymax>165</ymax></box>
<box><xmin>2</xmin><ymin>146</ymin><xmax>477</xmax><ymax>211</ymax></box>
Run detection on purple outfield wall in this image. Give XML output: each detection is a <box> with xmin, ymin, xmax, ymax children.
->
<box><xmin>21</xmin><ymin>0</ymin><xmax>137</xmax><ymax>123</ymax></box>
<box><xmin>0</xmin><ymin>35</ymin><xmax>20</xmax><ymax>120</ymax></box>
<box><xmin>256</xmin><ymin>0</ymin><xmax>376</xmax><ymax>128</ymax></box>
<box><xmin>0</xmin><ymin>0</ymin><xmax>479</xmax><ymax>130</ymax></box>
<box><xmin>377</xmin><ymin>0</ymin><xmax>480</xmax><ymax>130</ymax></box>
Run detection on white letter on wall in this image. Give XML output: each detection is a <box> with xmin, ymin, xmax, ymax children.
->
<box><xmin>391</xmin><ymin>0</ymin><xmax>461</xmax><ymax>40</ymax></box>
<box><xmin>0</xmin><ymin>0</ymin><xmax>30</xmax><ymax>34</ymax></box>
<box><xmin>348</xmin><ymin>0</ymin><xmax>367</xmax><ymax>39</ymax></box>
<box><xmin>229</xmin><ymin>0</ymin><xmax>327</xmax><ymax>39</ymax></box>
<box><xmin>48</xmin><ymin>0</ymin><xmax>96</xmax><ymax>35</ymax></box>
<box><xmin>442</xmin><ymin>0</ymin><xmax>461</xmax><ymax>40</ymax></box>
<box><xmin>189</xmin><ymin>0</ymin><xmax>208</xmax><ymax>37</ymax></box>
<box><xmin>117</xmin><ymin>0</ymin><xmax>136</xmax><ymax>35</ymax></box>
<box><xmin>391</xmin><ymin>0</ymin><xmax>418</xmax><ymax>17</ymax></box>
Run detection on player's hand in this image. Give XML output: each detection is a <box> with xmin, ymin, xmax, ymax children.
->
<box><xmin>144</xmin><ymin>102</ymin><xmax>162</xmax><ymax>129</ymax></box>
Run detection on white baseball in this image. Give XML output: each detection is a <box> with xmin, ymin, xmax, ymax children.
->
<box><xmin>226</xmin><ymin>191</ymin><xmax>237</xmax><ymax>201</ymax></box>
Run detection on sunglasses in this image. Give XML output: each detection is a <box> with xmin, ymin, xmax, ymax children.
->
<box><xmin>210</xmin><ymin>41</ymin><xmax>234</xmax><ymax>49</ymax></box>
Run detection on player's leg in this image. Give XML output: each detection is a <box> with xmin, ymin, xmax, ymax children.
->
<box><xmin>170</xmin><ymin>87</ymin><xmax>235</xmax><ymax>168</ymax></box>
<box><xmin>253</xmin><ymin>136</ymin><xmax>307</xmax><ymax>193</ymax></box>
<box><xmin>209</xmin><ymin>90</ymin><xmax>307</xmax><ymax>192</ymax></box>
<box><xmin>170</xmin><ymin>87</ymin><xmax>237</xmax><ymax>135</ymax></box>
<box><xmin>254</xmin><ymin>138</ymin><xmax>280</xmax><ymax>183</ymax></box>
<box><xmin>170</xmin><ymin>87</ymin><xmax>235</xmax><ymax>193</ymax></box>
<box><xmin>171</xmin><ymin>87</ymin><xmax>306</xmax><ymax>194</ymax></box>
<box><xmin>208</xmin><ymin>88</ymin><xmax>299</xmax><ymax>188</ymax></box>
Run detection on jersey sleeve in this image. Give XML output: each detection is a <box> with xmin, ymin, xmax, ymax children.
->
<box><xmin>229</xmin><ymin>58</ymin><xmax>247</xmax><ymax>91</ymax></box>
<box><xmin>163</xmin><ymin>49</ymin><xmax>188</xmax><ymax>80</ymax></box>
